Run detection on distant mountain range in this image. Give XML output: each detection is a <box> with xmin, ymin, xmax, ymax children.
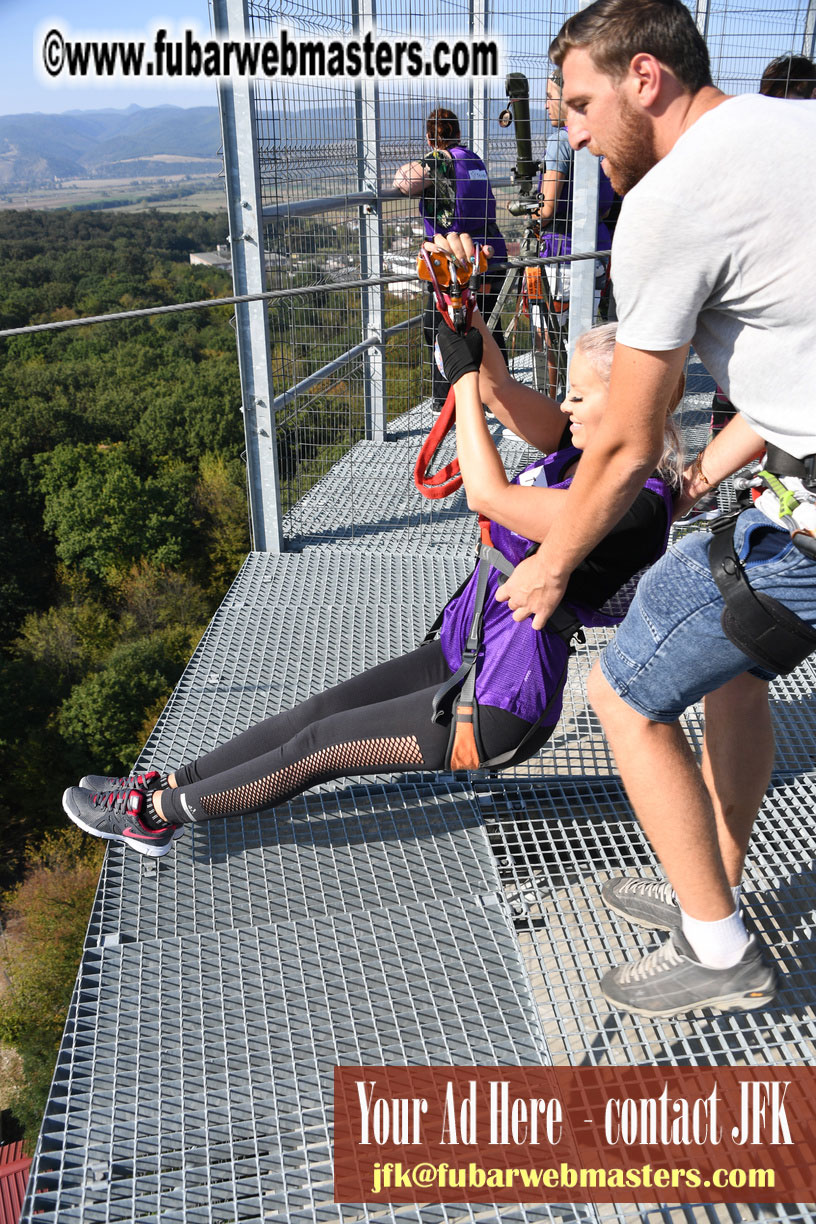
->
<box><xmin>0</xmin><ymin>105</ymin><xmax>222</xmax><ymax>188</ymax></box>
<box><xmin>0</xmin><ymin>101</ymin><xmax>546</xmax><ymax>190</ymax></box>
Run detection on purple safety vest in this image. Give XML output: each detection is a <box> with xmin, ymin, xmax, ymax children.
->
<box><xmin>420</xmin><ymin>145</ymin><xmax>507</xmax><ymax>262</ymax></box>
<box><xmin>438</xmin><ymin>446</ymin><xmax>673</xmax><ymax>726</ymax></box>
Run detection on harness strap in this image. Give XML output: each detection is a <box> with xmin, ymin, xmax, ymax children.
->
<box><xmin>431</xmin><ymin>541</ymin><xmax>587</xmax><ymax>770</ymax></box>
<box><xmin>431</xmin><ymin>552</ymin><xmax>493</xmax><ymax>725</ymax></box>
<box><xmin>709</xmin><ymin>512</ymin><xmax>816</xmax><ymax>675</ymax></box>
<box><xmin>411</xmin><ymin>390</ymin><xmax>493</xmax><ymax>543</ymax></box>
<box><xmin>413</xmin><ymin>386</ymin><xmax>461</xmax><ymax>499</ymax></box>
<box><xmin>764</xmin><ymin>443</ymin><xmax>816</xmax><ymax>486</ymax></box>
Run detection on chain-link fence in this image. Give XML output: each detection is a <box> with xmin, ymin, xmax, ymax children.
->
<box><xmin>217</xmin><ymin>0</ymin><xmax>814</xmax><ymax>548</ymax></box>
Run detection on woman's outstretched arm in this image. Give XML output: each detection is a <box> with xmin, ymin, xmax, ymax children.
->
<box><xmin>425</xmin><ymin>232</ymin><xmax>566</xmax><ymax>453</ymax></box>
<box><xmin>451</xmin><ymin>367</ymin><xmax>568</xmax><ymax>542</ymax></box>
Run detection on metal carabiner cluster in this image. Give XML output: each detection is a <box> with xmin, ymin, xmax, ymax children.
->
<box><xmin>417</xmin><ymin>244</ymin><xmax>488</xmax><ymax>334</ymax></box>
<box><xmin>734</xmin><ymin>463</ymin><xmax>816</xmax><ymax>558</ymax></box>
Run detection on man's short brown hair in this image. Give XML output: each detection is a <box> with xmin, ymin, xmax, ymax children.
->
<box><xmin>549</xmin><ymin>0</ymin><xmax>713</xmax><ymax>93</ymax></box>
<box><xmin>759</xmin><ymin>54</ymin><xmax>816</xmax><ymax>99</ymax></box>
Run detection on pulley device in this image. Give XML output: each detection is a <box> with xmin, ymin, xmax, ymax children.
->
<box><xmin>413</xmin><ymin>244</ymin><xmax>489</xmax><ymax>520</ymax></box>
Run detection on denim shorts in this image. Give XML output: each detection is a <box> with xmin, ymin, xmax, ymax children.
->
<box><xmin>599</xmin><ymin>508</ymin><xmax>816</xmax><ymax>723</ymax></box>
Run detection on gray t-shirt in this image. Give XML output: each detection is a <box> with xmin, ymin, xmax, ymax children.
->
<box><xmin>614</xmin><ymin>94</ymin><xmax>816</xmax><ymax>459</ymax></box>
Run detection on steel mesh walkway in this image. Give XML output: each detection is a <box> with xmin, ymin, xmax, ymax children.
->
<box><xmin>22</xmin><ymin>373</ymin><xmax>816</xmax><ymax>1222</ymax></box>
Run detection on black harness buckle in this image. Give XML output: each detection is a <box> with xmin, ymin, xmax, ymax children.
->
<box><xmin>708</xmin><ymin>514</ymin><xmax>816</xmax><ymax>675</ymax></box>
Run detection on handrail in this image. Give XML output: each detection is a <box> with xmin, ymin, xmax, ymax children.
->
<box><xmin>0</xmin><ymin>247</ymin><xmax>610</xmax><ymax>341</ymax></box>
<box><xmin>261</xmin><ymin>178</ymin><xmax>514</xmax><ymax>220</ymax></box>
<box><xmin>0</xmin><ymin>275</ymin><xmax>413</xmax><ymax>340</ymax></box>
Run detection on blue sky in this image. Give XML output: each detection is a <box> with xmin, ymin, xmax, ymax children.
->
<box><xmin>2</xmin><ymin>0</ymin><xmax>810</xmax><ymax>118</ymax></box>
<box><xmin>2</xmin><ymin>0</ymin><xmax>218</xmax><ymax>115</ymax></box>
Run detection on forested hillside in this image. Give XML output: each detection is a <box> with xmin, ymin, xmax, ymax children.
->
<box><xmin>0</xmin><ymin>209</ymin><xmax>249</xmax><ymax>1142</ymax></box>
<box><xmin>0</xmin><ymin>208</ymin><xmax>426</xmax><ymax>1144</ymax></box>
<box><xmin>0</xmin><ymin>105</ymin><xmax>221</xmax><ymax>188</ymax></box>
<box><xmin>0</xmin><ymin>210</ymin><xmax>249</xmax><ymax>889</ymax></box>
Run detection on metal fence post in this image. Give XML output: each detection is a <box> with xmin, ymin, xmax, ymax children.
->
<box><xmin>566</xmin><ymin>147</ymin><xmax>600</xmax><ymax>360</ymax></box>
<box><xmin>352</xmin><ymin>0</ymin><xmax>387</xmax><ymax>443</ymax></box>
<box><xmin>468</xmin><ymin>0</ymin><xmax>490</xmax><ymax>162</ymax></box>
<box><xmin>566</xmin><ymin>0</ymin><xmax>601</xmax><ymax>361</ymax></box>
<box><xmin>694</xmin><ymin>0</ymin><xmax>710</xmax><ymax>39</ymax></box>
<box><xmin>212</xmin><ymin>0</ymin><xmax>284</xmax><ymax>552</ymax></box>
<box><xmin>804</xmin><ymin>0</ymin><xmax>816</xmax><ymax>58</ymax></box>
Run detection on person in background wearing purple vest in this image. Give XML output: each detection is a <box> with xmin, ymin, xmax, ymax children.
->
<box><xmin>62</xmin><ymin>317</ymin><xmax>681</xmax><ymax>857</ymax></box>
<box><xmin>528</xmin><ymin>69</ymin><xmax>615</xmax><ymax>395</ymax></box>
<box><xmin>394</xmin><ymin>107</ymin><xmax>509</xmax><ymax>410</ymax></box>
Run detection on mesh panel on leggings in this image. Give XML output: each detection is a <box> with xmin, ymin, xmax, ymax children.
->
<box><xmin>197</xmin><ymin>735</ymin><xmax>425</xmax><ymax>818</ymax></box>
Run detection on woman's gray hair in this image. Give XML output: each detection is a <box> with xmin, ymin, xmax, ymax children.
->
<box><xmin>574</xmin><ymin>322</ymin><xmax>684</xmax><ymax>489</ymax></box>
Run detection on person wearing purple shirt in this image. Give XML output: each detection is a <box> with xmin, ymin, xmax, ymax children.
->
<box><xmin>394</xmin><ymin>108</ymin><xmax>509</xmax><ymax>409</ymax></box>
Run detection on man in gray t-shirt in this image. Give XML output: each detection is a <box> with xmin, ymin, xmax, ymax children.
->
<box><xmin>494</xmin><ymin>0</ymin><xmax>816</xmax><ymax>1018</ymax></box>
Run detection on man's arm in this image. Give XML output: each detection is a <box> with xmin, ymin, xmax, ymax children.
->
<box><xmin>496</xmin><ymin>343</ymin><xmax>687</xmax><ymax>629</ymax></box>
<box><xmin>534</xmin><ymin>170</ymin><xmax>565</xmax><ymax>223</ymax></box>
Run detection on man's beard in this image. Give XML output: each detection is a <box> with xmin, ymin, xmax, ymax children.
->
<box><xmin>603</xmin><ymin>95</ymin><xmax>658</xmax><ymax>195</ymax></box>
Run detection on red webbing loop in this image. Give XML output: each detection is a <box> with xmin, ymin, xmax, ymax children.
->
<box><xmin>413</xmin><ymin>242</ymin><xmax>492</xmax><ymax>546</ymax></box>
<box><xmin>412</xmin><ymin>386</ymin><xmax>461</xmax><ymax>500</ymax></box>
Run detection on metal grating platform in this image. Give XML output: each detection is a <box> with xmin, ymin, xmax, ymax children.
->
<box><xmin>477</xmin><ymin>773</ymin><xmax>816</xmax><ymax>1067</ymax></box>
<box><xmin>140</xmin><ymin>550</ymin><xmax>472</xmax><ymax>777</ymax></box>
<box><xmin>31</xmin><ymin>898</ymin><xmax>557</xmax><ymax>1224</ymax></box>
<box><xmin>85</xmin><ymin>782</ymin><xmax>501</xmax><ymax>944</ymax></box>
<box><xmin>23</xmin><ymin>355</ymin><xmax>816</xmax><ymax>1222</ymax></box>
<box><xmin>283</xmin><ymin>404</ymin><xmax>521</xmax><ymax>554</ymax></box>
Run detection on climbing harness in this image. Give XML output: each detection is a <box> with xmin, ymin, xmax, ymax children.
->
<box><xmin>413</xmin><ymin>250</ymin><xmax>675</xmax><ymax>768</ymax></box>
<box><xmin>423</xmin><ymin>542</ymin><xmax>572</xmax><ymax>771</ymax></box>
<box><xmin>708</xmin><ymin>447</ymin><xmax>816</xmax><ymax>674</ymax></box>
<box><xmin>420</xmin><ymin>437</ymin><xmax>672</xmax><ymax>769</ymax></box>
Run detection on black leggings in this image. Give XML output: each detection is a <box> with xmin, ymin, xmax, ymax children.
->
<box><xmin>163</xmin><ymin>642</ymin><xmax>553</xmax><ymax>824</ymax></box>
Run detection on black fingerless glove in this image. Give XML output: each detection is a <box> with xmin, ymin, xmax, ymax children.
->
<box><xmin>434</xmin><ymin>324</ymin><xmax>483</xmax><ymax>385</ymax></box>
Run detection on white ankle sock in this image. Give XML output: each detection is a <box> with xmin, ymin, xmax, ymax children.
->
<box><xmin>680</xmin><ymin>907</ymin><xmax>749</xmax><ymax>969</ymax></box>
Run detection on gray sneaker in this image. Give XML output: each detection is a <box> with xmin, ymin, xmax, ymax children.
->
<box><xmin>600</xmin><ymin>932</ymin><xmax>776</xmax><ymax>1018</ymax></box>
<box><xmin>601</xmin><ymin>875</ymin><xmax>681</xmax><ymax>934</ymax></box>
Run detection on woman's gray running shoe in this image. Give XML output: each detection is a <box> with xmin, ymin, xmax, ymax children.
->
<box><xmin>79</xmin><ymin>768</ymin><xmax>162</xmax><ymax>792</ymax></box>
<box><xmin>76</xmin><ymin>770</ymin><xmax>183</xmax><ymax>840</ymax></box>
<box><xmin>601</xmin><ymin>875</ymin><xmax>681</xmax><ymax>933</ymax></box>
<box><xmin>600</xmin><ymin>932</ymin><xmax>776</xmax><ymax>1018</ymax></box>
<box><xmin>63</xmin><ymin>785</ymin><xmax>181</xmax><ymax>858</ymax></box>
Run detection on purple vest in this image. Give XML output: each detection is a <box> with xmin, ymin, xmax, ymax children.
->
<box><xmin>421</xmin><ymin>145</ymin><xmax>507</xmax><ymax>262</ymax></box>
<box><xmin>438</xmin><ymin>448</ymin><xmax>673</xmax><ymax>725</ymax></box>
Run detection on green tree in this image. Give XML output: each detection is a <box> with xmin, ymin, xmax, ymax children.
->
<box><xmin>35</xmin><ymin>442</ymin><xmax>196</xmax><ymax>583</ymax></box>
<box><xmin>58</xmin><ymin>632</ymin><xmax>192</xmax><ymax>773</ymax></box>
<box><xmin>0</xmin><ymin>828</ymin><xmax>104</xmax><ymax>1147</ymax></box>
<box><xmin>194</xmin><ymin>453</ymin><xmax>251</xmax><ymax>597</ymax></box>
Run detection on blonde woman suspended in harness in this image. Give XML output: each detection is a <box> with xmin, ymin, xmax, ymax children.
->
<box><xmin>62</xmin><ymin>265</ymin><xmax>681</xmax><ymax>857</ymax></box>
